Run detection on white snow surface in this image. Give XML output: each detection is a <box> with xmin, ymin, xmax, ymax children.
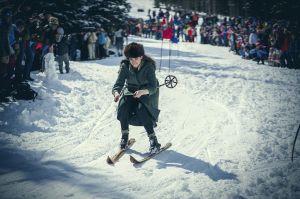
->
<box><xmin>127</xmin><ymin>0</ymin><xmax>155</xmax><ymax>19</ymax></box>
<box><xmin>1</xmin><ymin>35</ymin><xmax>300</xmax><ymax>199</ymax></box>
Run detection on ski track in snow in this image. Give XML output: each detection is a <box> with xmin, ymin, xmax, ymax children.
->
<box><xmin>0</xmin><ymin>35</ymin><xmax>300</xmax><ymax>199</ymax></box>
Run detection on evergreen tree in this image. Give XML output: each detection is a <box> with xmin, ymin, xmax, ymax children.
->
<box><xmin>0</xmin><ymin>0</ymin><xmax>131</xmax><ymax>32</ymax></box>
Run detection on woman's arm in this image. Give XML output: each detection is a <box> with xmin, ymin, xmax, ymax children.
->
<box><xmin>112</xmin><ymin>62</ymin><xmax>128</xmax><ymax>99</ymax></box>
<box><xmin>134</xmin><ymin>64</ymin><xmax>157</xmax><ymax>98</ymax></box>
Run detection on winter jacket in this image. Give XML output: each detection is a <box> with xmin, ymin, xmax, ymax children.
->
<box><xmin>15</xmin><ymin>28</ymin><xmax>30</xmax><ymax>66</ymax></box>
<box><xmin>114</xmin><ymin>29</ymin><xmax>126</xmax><ymax>43</ymax></box>
<box><xmin>87</xmin><ymin>32</ymin><xmax>97</xmax><ymax>44</ymax></box>
<box><xmin>8</xmin><ymin>25</ymin><xmax>17</xmax><ymax>47</ymax></box>
<box><xmin>281</xmin><ymin>37</ymin><xmax>289</xmax><ymax>52</ymax></box>
<box><xmin>98</xmin><ymin>32</ymin><xmax>107</xmax><ymax>45</ymax></box>
<box><xmin>42</xmin><ymin>27</ymin><xmax>57</xmax><ymax>46</ymax></box>
<box><xmin>249</xmin><ymin>33</ymin><xmax>258</xmax><ymax>45</ymax></box>
<box><xmin>56</xmin><ymin>36</ymin><xmax>69</xmax><ymax>56</ymax></box>
<box><xmin>112</xmin><ymin>58</ymin><xmax>160</xmax><ymax>125</ymax></box>
<box><xmin>0</xmin><ymin>21</ymin><xmax>11</xmax><ymax>57</ymax></box>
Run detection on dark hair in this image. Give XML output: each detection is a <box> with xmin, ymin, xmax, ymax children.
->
<box><xmin>143</xmin><ymin>55</ymin><xmax>156</xmax><ymax>69</ymax></box>
<box><xmin>16</xmin><ymin>19</ymin><xmax>25</xmax><ymax>27</ymax></box>
<box><xmin>124</xmin><ymin>42</ymin><xmax>145</xmax><ymax>58</ymax></box>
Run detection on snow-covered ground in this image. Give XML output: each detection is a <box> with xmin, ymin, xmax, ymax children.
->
<box><xmin>1</xmin><ymin>34</ymin><xmax>300</xmax><ymax>199</ymax></box>
<box><xmin>127</xmin><ymin>0</ymin><xmax>155</xmax><ymax>19</ymax></box>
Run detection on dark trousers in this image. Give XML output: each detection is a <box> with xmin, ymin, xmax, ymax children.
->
<box><xmin>98</xmin><ymin>44</ymin><xmax>107</xmax><ymax>59</ymax></box>
<box><xmin>25</xmin><ymin>47</ymin><xmax>35</xmax><ymax>79</ymax></box>
<box><xmin>118</xmin><ymin>95</ymin><xmax>154</xmax><ymax>135</ymax></box>
<box><xmin>280</xmin><ymin>51</ymin><xmax>291</xmax><ymax>67</ymax></box>
<box><xmin>57</xmin><ymin>53</ymin><xmax>70</xmax><ymax>73</ymax></box>
<box><xmin>15</xmin><ymin>43</ymin><xmax>26</xmax><ymax>81</ymax></box>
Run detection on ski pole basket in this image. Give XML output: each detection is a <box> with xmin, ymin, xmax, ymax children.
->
<box><xmin>159</xmin><ymin>75</ymin><xmax>178</xmax><ymax>88</ymax></box>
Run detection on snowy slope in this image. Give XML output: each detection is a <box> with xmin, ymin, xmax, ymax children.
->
<box><xmin>1</xmin><ymin>35</ymin><xmax>300</xmax><ymax>199</ymax></box>
<box><xmin>127</xmin><ymin>0</ymin><xmax>174</xmax><ymax>20</ymax></box>
<box><xmin>127</xmin><ymin>0</ymin><xmax>155</xmax><ymax>19</ymax></box>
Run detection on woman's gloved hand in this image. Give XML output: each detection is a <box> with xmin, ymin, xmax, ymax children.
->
<box><xmin>113</xmin><ymin>91</ymin><xmax>120</xmax><ymax>102</ymax></box>
<box><xmin>133</xmin><ymin>89</ymin><xmax>149</xmax><ymax>98</ymax></box>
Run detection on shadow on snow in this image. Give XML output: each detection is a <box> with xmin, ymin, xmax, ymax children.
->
<box><xmin>0</xmin><ymin>144</ymin><xmax>130</xmax><ymax>198</ymax></box>
<box><xmin>130</xmin><ymin>149</ymin><xmax>237</xmax><ymax>182</ymax></box>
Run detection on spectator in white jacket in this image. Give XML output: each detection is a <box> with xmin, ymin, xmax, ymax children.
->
<box><xmin>84</xmin><ymin>30</ymin><xmax>97</xmax><ymax>60</ymax></box>
<box><xmin>114</xmin><ymin>28</ymin><xmax>125</xmax><ymax>56</ymax></box>
<box><xmin>249</xmin><ymin>29</ymin><xmax>258</xmax><ymax>49</ymax></box>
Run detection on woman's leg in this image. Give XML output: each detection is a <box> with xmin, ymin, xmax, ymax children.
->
<box><xmin>136</xmin><ymin>102</ymin><xmax>161</xmax><ymax>153</ymax></box>
<box><xmin>117</xmin><ymin>96</ymin><xmax>137</xmax><ymax>149</ymax></box>
<box><xmin>136</xmin><ymin>103</ymin><xmax>155</xmax><ymax>135</ymax></box>
<box><xmin>117</xmin><ymin>96</ymin><xmax>137</xmax><ymax>130</ymax></box>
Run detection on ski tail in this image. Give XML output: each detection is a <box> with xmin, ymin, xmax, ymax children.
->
<box><xmin>130</xmin><ymin>142</ymin><xmax>172</xmax><ymax>164</ymax></box>
<box><xmin>107</xmin><ymin>138</ymin><xmax>136</xmax><ymax>165</ymax></box>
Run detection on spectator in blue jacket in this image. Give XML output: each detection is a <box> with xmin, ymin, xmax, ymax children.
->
<box><xmin>97</xmin><ymin>28</ymin><xmax>108</xmax><ymax>59</ymax></box>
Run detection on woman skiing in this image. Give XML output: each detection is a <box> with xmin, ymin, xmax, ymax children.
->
<box><xmin>112</xmin><ymin>42</ymin><xmax>161</xmax><ymax>154</ymax></box>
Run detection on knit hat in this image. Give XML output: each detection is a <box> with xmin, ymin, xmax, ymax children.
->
<box><xmin>49</xmin><ymin>16</ymin><xmax>59</xmax><ymax>25</ymax></box>
<box><xmin>124</xmin><ymin>42</ymin><xmax>144</xmax><ymax>58</ymax></box>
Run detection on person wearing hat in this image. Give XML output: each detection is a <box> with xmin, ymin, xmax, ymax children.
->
<box><xmin>40</xmin><ymin>16</ymin><xmax>60</xmax><ymax>72</ymax></box>
<box><xmin>112</xmin><ymin>42</ymin><xmax>161</xmax><ymax>153</ymax></box>
<box><xmin>14</xmin><ymin>19</ymin><xmax>31</xmax><ymax>81</ymax></box>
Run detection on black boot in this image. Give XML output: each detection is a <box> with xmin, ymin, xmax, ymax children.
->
<box><xmin>149</xmin><ymin>134</ymin><xmax>161</xmax><ymax>154</ymax></box>
<box><xmin>120</xmin><ymin>130</ymin><xmax>129</xmax><ymax>149</ymax></box>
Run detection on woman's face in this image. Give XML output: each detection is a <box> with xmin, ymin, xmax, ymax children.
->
<box><xmin>129</xmin><ymin>56</ymin><xmax>143</xmax><ymax>68</ymax></box>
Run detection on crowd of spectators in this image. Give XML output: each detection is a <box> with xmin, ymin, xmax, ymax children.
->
<box><xmin>130</xmin><ymin>8</ymin><xmax>299</xmax><ymax>69</ymax></box>
<box><xmin>1</xmin><ymin>7</ymin><xmax>299</xmax><ymax>102</ymax></box>
<box><xmin>0</xmin><ymin>7</ymin><xmax>128</xmax><ymax>102</ymax></box>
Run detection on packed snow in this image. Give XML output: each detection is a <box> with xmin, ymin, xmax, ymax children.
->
<box><xmin>1</xmin><ymin>34</ymin><xmax>300</xmax><ymax>198</ymax></box>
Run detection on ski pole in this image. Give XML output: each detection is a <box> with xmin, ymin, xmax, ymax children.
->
<box><xmin>292</xmin><ymin>124</ymin><xmax>300</xmax><ymax>162</ymax></box>
<box><xmin>119</xmin><ymin>75</ymin><xmax>178</xmax><ymax>96</ymax></box>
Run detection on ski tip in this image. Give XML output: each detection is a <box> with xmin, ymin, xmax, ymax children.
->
<box><xmin>106</xmin><ymin>156</ymin><xmax>114</xmax><ymax>165</ymax></box>
<box><xmin>129</xmin><ymin>155</ymin><xmax>139</xmax><ymax>164</ymax></box>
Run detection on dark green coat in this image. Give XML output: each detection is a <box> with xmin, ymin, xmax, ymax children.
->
<box><xmin>112</xmin><ymin>57</ymin><xmax>160</xmax><ymax>126</ymax></box>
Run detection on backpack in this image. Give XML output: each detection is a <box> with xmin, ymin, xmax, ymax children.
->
<box><xmin>0</xmin><ymin>76</ymin><xmax>13</xmax><ymax>102</ymax></box>
<box><xmin>12</xmin><ymin>82</ymin><xmax>38</xmax><ymax>101</ymax></box>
